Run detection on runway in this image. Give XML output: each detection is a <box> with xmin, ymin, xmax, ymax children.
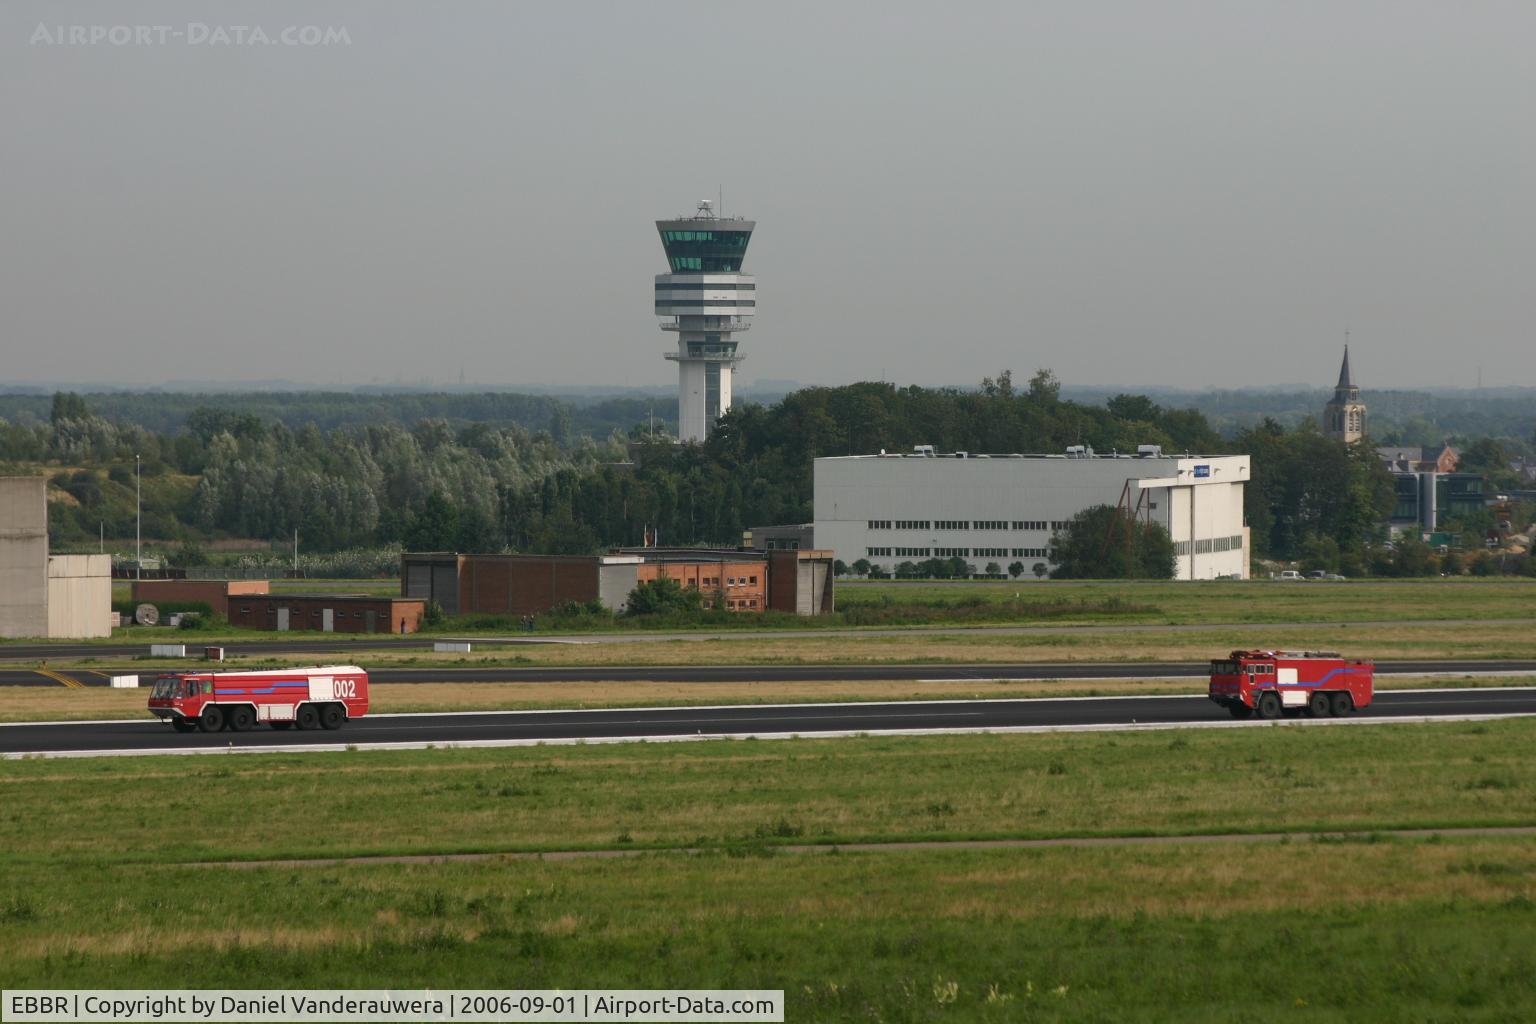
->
<box><xmin>5</xmin><ymin>659</ymin><xmax>1536</xmax><ymax>687</ymax></box>
<box><xmin>5</xmin><ymin>687</ymin><xmax>1534</xmax><ymax>758</ymax></box>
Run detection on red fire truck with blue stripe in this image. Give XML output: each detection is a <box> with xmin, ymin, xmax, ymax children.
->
<box><xmin>1209</xmin><ymin>650</ymin><xmax>1373</xmax><ymax>720</ymax></box>
<box><xmin>148</xmin><ymin>665</ymin><xmax>369</xmax><ymax>733</ymax></box>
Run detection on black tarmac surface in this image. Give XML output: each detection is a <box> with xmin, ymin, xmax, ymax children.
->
<box><xmin>5</xmin><ymin>659</ymin><xmax>1536</xmax><ymax>687</ymax></box>
<box><xmin>4</xmin><ymin>687</ymin><xmax>1534</xmax><ymax>756</ymax></box>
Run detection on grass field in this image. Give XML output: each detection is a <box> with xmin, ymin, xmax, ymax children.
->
<box><xmin>4</xmin><ymin>721</ymin><xmax>1533</xmax><ymax>860</ymax></box>
<box><xmin>50</xmin><ymin>578</ymin><xmax>1536</xmax><ymax>652</ymax></box>
<box><xmin>2</xmin><ymin>722</ymin><xmax>1535</xmax><ymax>1019</ymax></box>
<box><xmin>838</xmin><ymin>576</ymin><xmax>1536</xmax><ymax>626</ymax></box>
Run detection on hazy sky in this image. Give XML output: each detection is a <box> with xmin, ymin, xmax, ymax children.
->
<box><xmin>3</xmin><ymin>1</ymin><xmax>1532</xmax><ymax>392</ymax></box>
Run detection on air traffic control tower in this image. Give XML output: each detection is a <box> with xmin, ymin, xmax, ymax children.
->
<box><xmin>655</xmin><ymin>201</ymin><xmax>755</xmax><ymax>442</ymax></box>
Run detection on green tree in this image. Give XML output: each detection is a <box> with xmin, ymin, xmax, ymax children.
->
<box><xmin>403</xmin><ymin>491</ymin><xmax>460</xmax><ymax>551</ymax></box>
<box><xmin>1049</xmin><ymin>505</ymin><xmax>1175</xmax><ymax>579</ymax></box>
<box><xmin>49</xmin><ymin>392</ymin><xmax>89</xmax><ymax>424</ymax></box>
<box><xmin>1008</xmin><ymin>560</ymin><xmax>1025</xmax><ymax>578</ymax></box>
<box><xmin>624</xmin><ymin>576</ymin><xmax>703</xmax><ymax>616</ymax></box>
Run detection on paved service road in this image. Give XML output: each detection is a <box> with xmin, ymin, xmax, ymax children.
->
<box><xmin>4</xmin><ymin>688</ymin><xmax>1534</xmax><ymax>756</ymax></box>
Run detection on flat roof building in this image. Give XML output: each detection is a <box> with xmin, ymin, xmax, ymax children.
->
<box><xmin>814</xmin><ymin>447</ymin><xmax>1250</xmax><ymax>580</ymax></box>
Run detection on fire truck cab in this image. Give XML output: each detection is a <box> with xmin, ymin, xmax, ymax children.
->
<box><xmin>147</xmin><ymin>665</ymin><xmax>368</xmax><ymax>733</ymax></box>
<box><xmin>1208</xmin><ymin>650</ymin><xmax>1372</xmax><ymax>720</ymax></box>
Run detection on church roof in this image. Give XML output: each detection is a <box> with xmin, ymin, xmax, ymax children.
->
<box><xmin>1336</xmin><ymin>346</ymin><xmax>1354</xmax><ymax>389</ymax></box>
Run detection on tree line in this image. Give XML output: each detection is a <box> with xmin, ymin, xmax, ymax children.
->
<box><xmin>5</xmin><ymin>376</ymin><xmax>1514</xmax><ymax>578</ymax></box>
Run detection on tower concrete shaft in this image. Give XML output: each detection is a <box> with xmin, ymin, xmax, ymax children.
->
<box><xmin>655</xmin><ymin>201</ymin><xmax>755</xmax><ymax>442</ymax></box>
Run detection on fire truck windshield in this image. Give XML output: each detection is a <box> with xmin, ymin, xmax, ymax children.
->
<box><xmin>1211</xmin><ymin>661</ymin><xmax>1238</xmax><ymax>675</ymax></box>
<box><xmin>150</xmin><ymin>677</ymin><xmax>177</xmax><ymax>698</ymax></box>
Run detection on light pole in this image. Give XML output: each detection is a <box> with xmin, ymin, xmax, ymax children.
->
<box><xmin>135</xmin><ymin>454</ymin><xmax>141</xmax><ymax>581</ymax></box>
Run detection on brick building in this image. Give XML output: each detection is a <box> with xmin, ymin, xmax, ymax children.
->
<box><xmin>401</xmin><ymin>549</ymin><xmax>834</xmax><ymax>617</ymax></box>
<box><xmin>131</xmin><ymin>579</ymin><xmax>271</xmax><ymax>618</ymax></box>
<box><xmin>227</xmin><ymin>594</ymin><xmax>425</xmax><ymax>633</ymax></box>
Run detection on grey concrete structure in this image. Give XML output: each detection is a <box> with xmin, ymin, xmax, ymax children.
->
<box><xmin>46</xmin><ymin>554</ymin><xmax>112</xmax><ymax>639</ymax></box>
<box><xmin>0</xmin><ymin>477</ymin><xmax>49</xmax><ymax>638</ymax></box>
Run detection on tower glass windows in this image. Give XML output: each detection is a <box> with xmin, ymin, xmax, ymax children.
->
<box><xmin>660</xmin><ymin>229</ymin><xmax>753</xmax><ymax>272</ymax></box>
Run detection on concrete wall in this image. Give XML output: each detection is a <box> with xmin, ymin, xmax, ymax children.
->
<box><xmin>401</xmin><ymin>553</ymin><xmax>462</xmax><ymax>614</ymax></box>
<box><xmin>768</xmin><ymin>550</ymin><xmax>835</xmax><ymax>616</ymax></box>
<box><xmin>0</xmin><ymin>477</ymin><xmax>49</xmax><ymax>638</ymax></box>
<box><xmin>47</xmin><ymin>554</ymin><xmax>111</xmax><ymax>639</ymax></box>
<box><xmin>598</xmin><ymin>562</ymin><xmax>639</xmax><ymax>611</ymax></box>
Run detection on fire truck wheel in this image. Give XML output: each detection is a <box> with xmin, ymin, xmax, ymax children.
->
<box><xmin>171</xmin><ymin>718</ymin><xmax>198</xmax><ymax>733</ymax></box>
<box><xmin>1307</xmin><ymin>692</ymin><xmax>1332</xmax><ymax>718</ymax></box>
<box><xmin>295</xmin><ymin>704</ymin><xmax>320</xmax><ymax>731</ymax></box>
<box><xmin>1227</xmin><ymin>705</ymin><xmax>1254</xmax><ymax>719</ymax></box>
<box><xmin>1256</xmin><ymin>693</ymin><xmax>1282</xmax><ymax>720</ymax></box>
<box><xmin>228</xmin><ymin>706</ymin><xmax>256</xmax><ymax>732</ymax></box>
<box><xmin>1329</xmin><ymin>692</ymin><xmax>1354</xmax><ymax>717</ymax></box>
<box><xmin>198</xmin><ymin>706</ymin><xmax>224</xmax><ymax>733</ymax></box>
<box><xmin>319</xmin><ymin>703</ymin><xmax>345</xmax><ymax>730</ymax></box>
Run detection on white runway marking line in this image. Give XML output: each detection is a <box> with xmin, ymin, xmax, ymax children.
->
<box><xmin>6</xmin><ymin>711</ymin><xmax>1534</xmax><ymax>759</ymax></box>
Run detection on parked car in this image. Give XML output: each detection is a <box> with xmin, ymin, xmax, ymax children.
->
<box><xmin>1305</xmin><ymin>570</ymin><xmax>1347</xmax><ymax>581</ymax></box>
<box><xmin>1274</xmin><ymin>570</ymin><xmax>1304</xmax><ymax>581</ymax></box>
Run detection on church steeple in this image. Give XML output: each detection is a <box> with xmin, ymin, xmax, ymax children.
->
<box><xmin>1336</xmin><ymin>345</ymin><xmax>1354</xmax><ymax>390</ymax></box>
<box><xmin>1324</xmin><ymin>342</ymin><xmax>1365</xmax><ymax>442</ymax></box>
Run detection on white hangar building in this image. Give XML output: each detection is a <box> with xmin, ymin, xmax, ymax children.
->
<box><xmin>813</xmin><ymin>446</ymin><xmax>1250</xmax><ymax>581</ymax></box>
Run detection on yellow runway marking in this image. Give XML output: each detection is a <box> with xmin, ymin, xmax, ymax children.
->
<box><xmin>35</xmin><ymin>669</ymin><xmax>83</xmax><ymax>688</ymax></box>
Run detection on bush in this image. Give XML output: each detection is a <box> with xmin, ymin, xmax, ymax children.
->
<box><xmin>421</xmin><ymin>599</ymin><xmax>446</xmax><ymax>627</ymax></box>
<box><xmin>624</xmin><ymin>577</ymin><xmax>704</xmax><ymax>617</ymax></box>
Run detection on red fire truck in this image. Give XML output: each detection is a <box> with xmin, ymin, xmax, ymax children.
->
<box><xmin>147</xmin><ymin>665</ymin><xmax>369</xmax><ymax>733</ymax></box>
<box><xmin>1208</xmin><ymin>650</ymin><xmax>1373</xmax><ymax>720</ymax></box>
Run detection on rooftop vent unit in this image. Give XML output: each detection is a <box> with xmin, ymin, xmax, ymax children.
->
<box><xmin>1065</xmin><ymin>445</ymin><xmax>1095</xmax><ymax>458</ymax></box>
<box><xmin>913</xmin><ymin>444</ymin><xmax>936</xmax><ymax>457</ymax></box>
<box><xmin>1137</xmin><ymin>444</ymin><xmax>1163</xmax><ymax>458</ymax></box>
<box><xmin>955</xmin><ymin>451</ymin><xmax>969</xmax><ymax>459</ymax></box>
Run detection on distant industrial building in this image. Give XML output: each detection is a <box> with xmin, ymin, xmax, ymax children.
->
<box><xmin>655</xmin><ymin>201</ymin><xmax>756</xmax><ymax>442</ymax></box>
<box><xmin>402</xmin><ymin>548</ymin><xmax>834</xmax><ymax>617</ymax></box>
<box><xmin>814</xmin><ymin>447</ymin><xmax>1250</xmax><ymax>580</ymax></box>
<box><xmin>0</xmin><ymin>477</ymin><xmax>111</xmax><ymax>638</ymax></box>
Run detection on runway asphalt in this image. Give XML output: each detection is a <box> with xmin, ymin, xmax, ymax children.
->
<box><xmin>4</xmin><ymin>687</ymin><xmax>1534</xmax><ymax>756</ymax></box>
<box><xmin>5</xmin><ymin>659</ymin><xmax>1536</xmax><ymax>687</ymax></box>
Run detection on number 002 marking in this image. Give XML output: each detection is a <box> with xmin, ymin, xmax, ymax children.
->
<box><xmin>333</xmin><ymin>679</ymin><xmax>357</xmax><ymax>699</ymax></box>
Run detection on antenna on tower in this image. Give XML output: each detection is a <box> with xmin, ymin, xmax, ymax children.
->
<box><xmin>719</xmin><ymin>184</ymin><xmax>724</xmax><ymax>219</ymax></box>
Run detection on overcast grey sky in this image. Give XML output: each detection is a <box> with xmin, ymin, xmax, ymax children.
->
<box><xmin>2</xmin><ymin>1</ymin><xmax>1532</xmax><ymax>392</ymax></box>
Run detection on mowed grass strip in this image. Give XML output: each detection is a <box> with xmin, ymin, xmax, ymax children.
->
<box><xmin>1</xmin><ymin>839</ymin><xmax>1534</xmax><ymax>1020</ymax></box>
<box><xmin>839</xmin><ymin>577</ymin><xmax>1536</xmax><ymax>625</ymax></box>
<box><xmin>2</xmin><ymin>674</ymin><xmax>1531</xmax><ymax>723</ymax></box>
<box><xmin>2</xmin><ymin>720</ymin><xmax>1534</xmax><ymax>862</ymax></box>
